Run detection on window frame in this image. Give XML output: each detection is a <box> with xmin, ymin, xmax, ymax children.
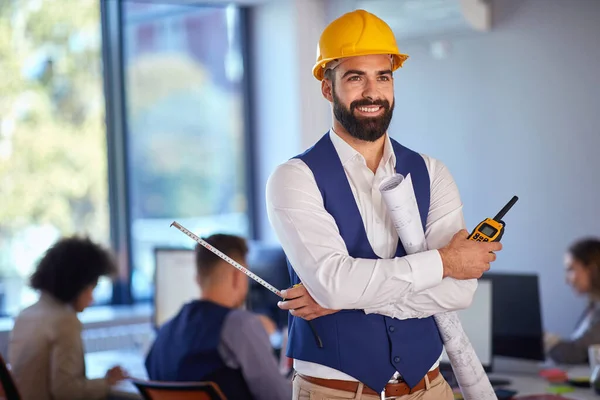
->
<box><xmin>100</xmin><ymin>1</ymin><xmax>257</xmax><ymax>306</ymax></box>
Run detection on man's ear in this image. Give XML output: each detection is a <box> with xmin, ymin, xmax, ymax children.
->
<box><xmin>321</xmin><ymin>79</ymin><xmax>334</xmax><ymax>103</ymax></box>
<box><xmin>233</xmin><ymin>268</ymin><xmax>245</xmax><ymax>290</ymax></box>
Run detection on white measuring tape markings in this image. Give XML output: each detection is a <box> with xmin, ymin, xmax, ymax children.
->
<box><xmin>170</xmin><ymin>221</ymin><xmax>283</xmax><ymax>297</ymax></box>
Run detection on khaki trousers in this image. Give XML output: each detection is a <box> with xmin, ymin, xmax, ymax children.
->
<box><xmin>292</xmin><ymin>372</ymin><xmax>454</xmax><ymax>400</ymax></box>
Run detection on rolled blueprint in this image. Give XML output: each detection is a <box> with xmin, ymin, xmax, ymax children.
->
<box><xmin>379</xmin><ymin>174</ymin><xmax>427</xmax><ymax>255</ymax></box>
<box><xmin>380</xmin><ymin>173</ymin><xmax>497</xmax><ymax>400</ymax></box>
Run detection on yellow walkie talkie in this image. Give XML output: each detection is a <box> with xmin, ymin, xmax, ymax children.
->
<box><xmin>469</xmin><ymin>196</ymin><xmax>518</xmax><ymax>242</ymax></box>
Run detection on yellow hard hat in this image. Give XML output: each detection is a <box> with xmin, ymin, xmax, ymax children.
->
<box><xmin>313</xmin><ymin>9</ymin><xmax>409</xmax><ymax>81</ymax></box>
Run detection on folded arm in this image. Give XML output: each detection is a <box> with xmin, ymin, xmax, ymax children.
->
<box><xmin>366</xmin><ymin>157</ymin><xmax>478</xmax><ymax>318</ymax></box>
<box><xmin>266</xmin><ymin>157</ymin><xmax>476</xmax><ymax>316</ymax></box>
<box><xmin>366</xmin><ymin>177</ymin><xmax>478</xmax><ymax>319</ymax></box>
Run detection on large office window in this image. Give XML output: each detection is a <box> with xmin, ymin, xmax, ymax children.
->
<box><xmin>0</xmin><ymin>0</ymin><xmax>111</xmax><ymax>315</ymax></box>
<box><xmin>122</xmin><ymin>2</ymin><xmax>250</xmax><ymax>300</ymax></box>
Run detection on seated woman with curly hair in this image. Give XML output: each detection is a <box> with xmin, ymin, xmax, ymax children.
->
<box><xmin>9</xmin><ymin>236</ymin><xmax>128</xmax><ymax>400</ymax></box>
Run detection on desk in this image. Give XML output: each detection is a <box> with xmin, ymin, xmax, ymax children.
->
<box><xmin>488</xmin><ymin>371</ymin><xmax>597</xmax><ymax>399</ymax></box>
<box><xmin>85</xmin><ymin>350</ymin><xmax>146</xmax><ymax>399</ymax></box>
<box><xmin>85</xmin><ymin>350</ymin><xmax>600</xmax><ymax>400</ymax></box>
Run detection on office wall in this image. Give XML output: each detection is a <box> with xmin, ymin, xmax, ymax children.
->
<box><xmin>326</xmin><ymin>0</ymin><xmax>600</xmax><ymax>335</ymax></box>
<box><xmin>252</xmin><ymin>0</ymin><xmax>600</xmax><ymax>335</ymax></box>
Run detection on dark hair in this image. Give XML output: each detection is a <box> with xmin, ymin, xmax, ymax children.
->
<box><xmin>195</xmin><ymin>234</ymin><xmax>248</xmax><ymax>279</ymax></box>
<box><xmin>324</xmin><ymin>68</ymin><xmax>335</xmax><ymax>82</ymax></box>
<box><xmin>569</xmin><ymin>238</ymin><xmax>600</xmax><ymax>298</ymax></box>
<box><xmin>30</xmin><ymin>236</ymin><xmax>117</xmax><ymax>304</ymax></box>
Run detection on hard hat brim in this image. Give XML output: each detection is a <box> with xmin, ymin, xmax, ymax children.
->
<box><xmin>312</xmin><ymin>52</ymin><xmax>409</xmax><ymax>81</ymax></box>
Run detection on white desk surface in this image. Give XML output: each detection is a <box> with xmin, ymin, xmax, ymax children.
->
<box><xmin>86</xmin><ymin>350</ymin><xmax>146</xmax><ymax>399</ymax></box>
<box><xmin>85</xmin><ymin>350</ymin><xmax>600</xmax><ymax>400</ymax></box>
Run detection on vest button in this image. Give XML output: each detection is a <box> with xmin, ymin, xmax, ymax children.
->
<box><xmin>394</xmin><ymin>356</ymin><xmax>401</xmax><ymax>363</ymax></box>
<box><xmin>389</xmin><ymin>326</ymin><xmax>395</xmax><ymax>332</ymax></box>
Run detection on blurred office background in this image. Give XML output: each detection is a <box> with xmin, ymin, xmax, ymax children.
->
<box><xmin>0</xmin><ymin>0</ymin><xmax>599</xmax><ymax>387</ymax></box>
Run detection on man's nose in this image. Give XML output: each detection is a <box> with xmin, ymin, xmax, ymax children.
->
<box><xmin>361</xmin><ymin>78</ymin><xmax>379</xmax><ymax>100</ymax></box>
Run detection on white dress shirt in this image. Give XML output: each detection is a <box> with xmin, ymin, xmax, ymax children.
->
<box><xmin>266</xmin><ymin>129</ymin><xmax>477</xmax><ymax>381</ymax></box>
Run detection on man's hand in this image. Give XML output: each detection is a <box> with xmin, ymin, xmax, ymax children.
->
<box><xmin>105</xmin><ymin>366</ymin><xmax>128</xmax><ymax>386</ymax></box>
<box><xmin>439</xmin><ymin>229</ymin><xmax>503</xmax><ymax>280</ymax></box>
<box><xmin>278</xmin><ymin>284</ymin><xmax>339</xmax><ymax>321</ymax></box>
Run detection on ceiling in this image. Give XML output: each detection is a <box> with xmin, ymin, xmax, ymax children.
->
<box><xmin>354</xmin><ymin>0</ymin><xmax>491</xmax><ymax>40</ymax></box>
<box><xmin>127</xmin><ymin>0</ymin><xmax>491</xmax><ymax>40</ymax></box>
<box><xmin>125</xmin><ymin>0</ymin><xmax>272</xmax><ymax>5</ymax></box>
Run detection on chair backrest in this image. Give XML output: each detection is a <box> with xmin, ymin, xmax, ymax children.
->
<box><xmin>0</xmin><ymin>354</ymin><xmax>21</xmax><ymax>400</ymax></box>
<box><xmin>130</xmin><ymin>379</ymin><xmax>227</xmax><ymax>400</ymax></box>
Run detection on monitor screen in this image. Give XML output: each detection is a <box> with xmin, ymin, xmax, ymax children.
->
<box><xmin>441</xmin><ymin>279</ymin><xmax>493</xmax><ymax>369</ymax></box>
<box><xmin>485</xmin><ymin>272</ymin><xmax>544</xmax><ymax>362</ymax></box>
<box><xmin>153</xmin><ymin>248</ymin><xmax>198</xmax><ymax>328</ymax></box>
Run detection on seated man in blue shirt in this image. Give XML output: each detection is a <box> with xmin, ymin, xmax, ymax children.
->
<box><xmin>145</xmin><ymin>234</ymin><xmax>291</xmax><ymax>400</ymax></box>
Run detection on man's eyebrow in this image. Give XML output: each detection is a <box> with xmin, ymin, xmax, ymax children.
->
<box><xmin>341</xmin><ymin>69</ymin><xmax>365</xmax><ymax>78</ymax></box>
<box><xmin>341</xmin><ymin>69</ymin><xmax>393</xmax><ymax>78</ymax></box>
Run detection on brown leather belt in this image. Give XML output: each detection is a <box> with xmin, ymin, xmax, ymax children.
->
<box><xmin>298</xmin><ymin>368</ymin><xmax>439</xmax><ymax>397</ymax></box>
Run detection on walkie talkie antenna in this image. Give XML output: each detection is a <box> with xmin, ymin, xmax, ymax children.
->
<box><xmin>493</xmin><ymin>196</ymin><xmax>519</xmax><ymax>222</ymax></box>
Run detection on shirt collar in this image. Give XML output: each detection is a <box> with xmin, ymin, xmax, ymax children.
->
<box><xmin>329</xmin><ymin>128</ymin><xmax>396</xmax><ymax>169</ymax></box>
<box><xmin>329</xmin><ymin>128</ymin><xmax>361</xmax><ymax>166</ymax></box>
<box><xmin>381</xmin><ymin>134</ymin><xmax>396</xmax><ymax>169</ymax></box>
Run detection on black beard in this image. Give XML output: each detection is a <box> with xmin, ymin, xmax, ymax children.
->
<box><xmin>332</xmin><ymin>89</ymin><xmax>394</xmax><ymax>142</ymax></box>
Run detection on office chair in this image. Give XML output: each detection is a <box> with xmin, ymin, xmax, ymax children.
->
<box><xmin>130</xmin><ymin>379</ymin><xmax>227</xmax><ymax>400</ymax></box>
<box><xmin>0</xmin><ymin>354</ymin><xmax>21</xmax><ymax>400</ymax></box>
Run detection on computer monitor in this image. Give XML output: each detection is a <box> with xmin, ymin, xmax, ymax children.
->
<box><xmin>484</xmin><ymin>272</ymin><xmax>545</xmax><ymax>362</ymax></box>
<box><xmin>441</xmin><ymin>279</ymin><xmax>493</xmax><ymax>371</ymax></box>
<box><xmin>153</xmin><ymin>247</ymin><xmax>197</xmax><ymax>328</ymax></box>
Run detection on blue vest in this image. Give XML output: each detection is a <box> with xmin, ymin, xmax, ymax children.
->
<box><xmin>286</xmin><ymin>133</ymin><xmax>443</xmax><ymax>392</ymax></box>
<box><xmin>145</xmin><ymin>300</ymin><xmax>254</xmax><ymax>399</ymax></box>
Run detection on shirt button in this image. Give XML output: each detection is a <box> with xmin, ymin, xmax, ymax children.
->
<box><xmin>394</xmin><ymin>356</ymin><xmax>401</xmax><ymax>363</ymax></box>
<box><xmin>389</xmin><ymin>326</ymin><xmax>395</xmax><ymax>332</ymax></box>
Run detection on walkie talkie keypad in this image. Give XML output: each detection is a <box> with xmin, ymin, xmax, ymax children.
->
<box><xmin>468</xmin><ymin>196</ymin><xmax>518</xmax><ymax>246</ymax></box>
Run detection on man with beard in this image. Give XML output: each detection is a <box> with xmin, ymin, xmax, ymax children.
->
<box><xmin>266</xmin><ymin>9</ymin><xmax>503</xmax><ymax>400</ymax></box>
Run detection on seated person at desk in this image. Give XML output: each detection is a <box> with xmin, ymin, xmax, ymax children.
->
<box><xmin>9</xmin><ymin>237</ymin><xmax>128</xmax><ymax>400</ymax></box>
<box><xmin>546</xmin><ymin>237</ymin><xmax>600</xmax><ymax>364</ymax></box>
<box><xmin>145</xmin><ymin>234</ymin><xmax>291</xmax><ymax>400</ymax></box>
